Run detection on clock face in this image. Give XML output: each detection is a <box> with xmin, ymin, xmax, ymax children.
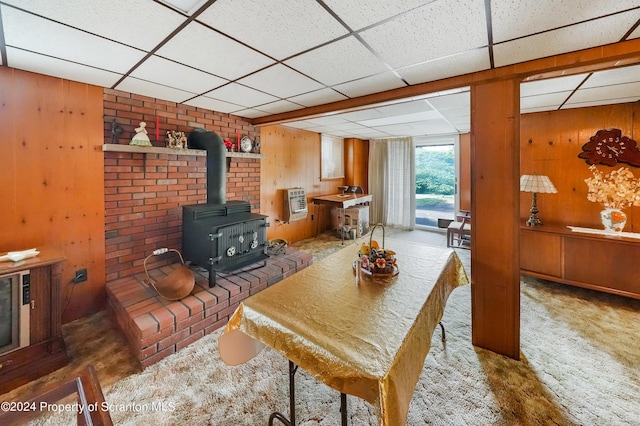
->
<box><xmin>579</xmin><ymin>128</ymin><xmax>640</xmax><ymax>167</ymax></box>
<box><xmin>240</xmin><ymin>136</ymin><xmax>253</xmax><ymax>153</ymax></box>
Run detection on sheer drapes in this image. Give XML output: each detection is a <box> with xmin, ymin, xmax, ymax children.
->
<box><xmin>368</xmin><ymin>137</ymin><xmax>415</xmax><ymax>229</ymax></box>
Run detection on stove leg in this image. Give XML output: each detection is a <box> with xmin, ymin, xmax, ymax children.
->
<box><xmin>208</xmin><ymin>269</ymin><xmax>216</xmax><ymax>288</ymax></box>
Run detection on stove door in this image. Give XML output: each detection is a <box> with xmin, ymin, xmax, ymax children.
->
<box><xmin>215</xmin><ymin>219</ymin><xmax>266</xmax><ymax>268</ymax></box>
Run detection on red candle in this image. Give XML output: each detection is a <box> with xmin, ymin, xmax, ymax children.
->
<box><xmin>155</xmin><ymin>116</ymin><xmax>160</xmax><ymax>141</ymax></box>
<box><xmin>236</xmin><ymin>131</ymin><xmax>240</xmax><ymax>147</ymax></box>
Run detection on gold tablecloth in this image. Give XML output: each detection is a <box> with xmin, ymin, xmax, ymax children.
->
<box><xmin>223</xmin><ymin>239</ymin><xmax>469</xmax><ymax>426</ymax></box>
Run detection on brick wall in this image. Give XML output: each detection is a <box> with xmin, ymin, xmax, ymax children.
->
<box><xmin>103</xmin><ymin>89</ymin><xmax>262</xmax><ymax>282</ymax></box>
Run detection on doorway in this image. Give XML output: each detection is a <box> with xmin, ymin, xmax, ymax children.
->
<box><xmin>414</xmin><ymin>136</ymin><xmax>459</xmax><ymax>229</ymax></box>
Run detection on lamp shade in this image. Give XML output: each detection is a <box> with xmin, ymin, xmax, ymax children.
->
<box><xmin>520</xmin><ymin>175</ymin><xmax>558</xmax><ymax>193</ymax></box>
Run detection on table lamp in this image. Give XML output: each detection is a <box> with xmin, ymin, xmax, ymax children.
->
<box><xmin>520</xmin><ymin>175</ymin><xmax>557</xmax><ymax>226</ymax></box>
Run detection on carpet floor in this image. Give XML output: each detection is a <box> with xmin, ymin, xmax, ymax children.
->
<box><xmin>2</xmin><ymin>228</ymin><xmax>639</xmax><ymax>425</ymax></box>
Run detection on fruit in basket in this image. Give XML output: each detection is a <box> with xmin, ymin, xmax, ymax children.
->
<box><xmin>359</xmin><ymin>244</ymin><xmax>370</xmax><ymax>256</ymax></box>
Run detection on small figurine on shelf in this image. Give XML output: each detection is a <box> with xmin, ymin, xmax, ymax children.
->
<box><xmin>110</xmin><ymin>119</ymin><xmax>123</xmax><ymax>144</ymax></box>
<box><xmin>252</xmin><ymin>137</ymin><xmax>261</xmax><ymax>154</ymax></box>
<box><xmin>224</xmin><ymin>139</ymin><xmax>234</xmax><ymax>152</ymax></box>
<box><xmin>166</xmin><ymin>131</ymin><xmax>187</xmax><ymax>149</ymax></box>
<box><xmin>130</xmin><ymin>121</ymin><xmax>152</xmax><ymax>147</ymax></box>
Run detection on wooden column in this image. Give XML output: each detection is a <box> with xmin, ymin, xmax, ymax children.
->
<box><xmin>470</xmin><ymin>79</ymin><xmax>521</xmax><ymax>359</ymax></box>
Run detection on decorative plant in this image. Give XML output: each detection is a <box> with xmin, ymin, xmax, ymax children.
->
<box><xmin>584</xmin><ymin>165</ymin><xmax>640</xmax><ymax>210</ymax></box>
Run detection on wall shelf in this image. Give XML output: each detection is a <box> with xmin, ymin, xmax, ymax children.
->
<box><xmin>101</xmin><ymin>144</ymin><xmax>265</xmax><ymax>159</ymax></box>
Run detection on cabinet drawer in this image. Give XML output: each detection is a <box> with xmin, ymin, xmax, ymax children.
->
<box><xmin>564</xmin><ymin>237</ymin><xmax>640</xmax><ymax>294</ymax></box>
<box><xmin>520</xmin><ymin>230</ymin><xmax>561</xmax><ymax>277</ymax></box>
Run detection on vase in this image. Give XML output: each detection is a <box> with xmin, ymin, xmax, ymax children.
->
<box><xmin>600</xmin><ymin>208</ymin><xmax>627</xmax><ymax>232</ymax></box>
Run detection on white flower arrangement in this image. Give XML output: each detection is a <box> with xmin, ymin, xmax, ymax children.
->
<box><xmin>584</xmin><ymin>165</ymin><xmax>640</xmax><ymax>210</ymax></box>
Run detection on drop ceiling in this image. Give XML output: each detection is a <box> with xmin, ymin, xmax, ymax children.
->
<box><xmin>1</xmin><ymin>0</ymin><xmax>639</xmax><ymax>139</ymax></box>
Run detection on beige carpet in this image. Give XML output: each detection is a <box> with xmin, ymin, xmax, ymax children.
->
<box><xmin>3</xmin><ymin>230</ymin><xmax>640</xmax><ymax>425</ymax></box>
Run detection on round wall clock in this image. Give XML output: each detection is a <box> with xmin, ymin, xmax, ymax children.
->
<box><xmin>578</xmin><ymin>128</ymin><xmax>640</xmax><ymax>167</ymax></box>
<box><xmin>240</xmin><ymin>136</ymin><xmax>253</xmax><ymax>153</ymax></box>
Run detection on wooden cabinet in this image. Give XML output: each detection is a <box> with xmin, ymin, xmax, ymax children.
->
<box><xmin>520</xmin><ymin>224</ymin><xmax>640</xmax><ymax>299</ymax></box>
<box><xmin>0</xmin><ymin>247</ymin><xmax>68</xmax><ymax>394</ymax></box>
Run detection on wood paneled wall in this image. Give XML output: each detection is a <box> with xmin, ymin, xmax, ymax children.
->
<box><xmin>520</xmin><ymin>102</ymin><xmax>640</xmax><ymax>232</ymax></box>
<box><xmin>0</xmin><ymin>68</ymin><xmax>105</xmax><ymax>323</ymax></box>
<box><xmin>259</xmin><ymin>125</ymin><xmax>368</xmax><ymax>242</ymax></box>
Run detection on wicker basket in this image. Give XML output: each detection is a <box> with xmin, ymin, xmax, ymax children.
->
<box><xmin>356</xmin><ymin>224</ymin><xmax>398</xmax><ymax>277</ymax></box>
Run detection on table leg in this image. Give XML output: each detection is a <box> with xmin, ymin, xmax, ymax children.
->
<box><xmin>340</xmin><ymin>392</ymin><xmax>348</xmax><ymax>425</ymax></box>
<box><xmin>269</xmin><ymin>360</ymin><xmax>298</xmax><ymax>426</ymax></box>
<box><xmin>270</xmin><ymin>361</ymin><xmax>350</xmax><ymax>425</ymax></box>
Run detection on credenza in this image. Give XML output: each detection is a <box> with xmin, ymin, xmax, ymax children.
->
<box><xmin>520</xmin><ymin>223</ymin><xmax>640</xmax><ymax>300</ymax></box>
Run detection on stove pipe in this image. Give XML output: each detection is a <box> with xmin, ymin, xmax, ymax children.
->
<box><xmin>187</xmin><ymin>128</ymin><xmax>226</xmax><ymax>205</ymax></box>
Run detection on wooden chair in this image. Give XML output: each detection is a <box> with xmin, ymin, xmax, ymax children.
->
<box><xmin>0</xmin><ymin>365</ymin><xmax>113</xmax><ymax>426</ymax></box>
<box><xmin>447</xmin><ymin>210</ymin><xmax>471</xmax><ymax>249</ymax></box>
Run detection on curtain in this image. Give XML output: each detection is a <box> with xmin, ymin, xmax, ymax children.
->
<box><xmin>368</xmin><ymin>137</ymin><xmax>415</xmax><ymax>229</ymax></box>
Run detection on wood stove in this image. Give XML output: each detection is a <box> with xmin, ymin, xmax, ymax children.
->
<box><xmin>182</xmin><ymin>129</ymin><xmax>269</xmax><ymax>287</ymax></box>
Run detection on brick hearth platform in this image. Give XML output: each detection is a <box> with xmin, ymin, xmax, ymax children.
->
<box><xmin>106</xmin><ymin>249</ymin><xmax>313</xmax><ymax>369</ymax></box>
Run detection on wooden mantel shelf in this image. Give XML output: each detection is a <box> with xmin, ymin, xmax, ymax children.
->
<box><xmin>101</xmin><ymin>144</ymin><xmax>266</xmax><ymax>159</ymax></box>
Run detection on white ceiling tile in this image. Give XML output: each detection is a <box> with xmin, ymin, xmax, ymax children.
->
<box><xmin>2</xmin><ymin>0</ymin><xmax>186</xmax><ymax>51</ymax></box>
<box><xmin>305</xmin><ymin>116</ymin><xmax>349</xmax><ymax>126</ymax></box>
<box><xmin>581</xmin><ymin>64</ymin><xmax>640</xmax><ymax>88</ymax></box>
<box><xmin>287</xmin><ymin>88</ymin><xmax>349</xmax><ymax>107</ymax></box>
<box><xmin>336</xmin><ymin>109</ymin><xmax>386</xmax><ymax>122</ymax></box>
<box><xmin>238</xmin><ymin>64</ymin><xmax>325</xmax><ymax>99</ymax></box>
<box><xmin>520</xmin><ymin>74</ymin><xmax>587</xmax><ymax>97</ymax></box>
<box><xmin>374</xmin><ymin>100</ymin><xmax>433</xmax><ymax>116</ymax></box>
<box><xmin>156</xmin><ymin>22</ymin><xmax>274</xmax><ymax>80</ymax></box>
<box><xmin>332</xmin><ymin>72</ymin><xmax>406</xmax><ymax>98</ymax></box>
<box><xmin>285</xmin><ymin>36</ymin><xmax>388</xmax><ymax>86</ymax></box>
<box><xmin>561</xmin><ymin>97</ymin><xmax>640</xmax><ymax>110</ymax></box>
<box><xmin>360</xmin><ymin>130</ymin><xmax>395</xmax><ymax>139</ymax></box>
<box><xmin>256</xmin><ymin>100</ymin><xmax>306</xmax><ymax>115</ymax></box>
<box><xmin>359</xmin><ymin>1</ymin><xmax>487</xmax><ymax>69</ymax></box>
<box><xmin>159</xmin><ymin>0</ymin><xmax>208</xmax><ymax>14</ymax></box>
<box><xmin>2</xmin><ymin>7</ymin><xmax>145</xmax><ymax>73</ymax></box>
<box><xmin>374</xmin><ymin>123</ymin><xmax>417</xmax><ymax>135</ymax></box>
<box><xmin>568</xmin><ymin>81</ymin><xmax>640</xmax><ymax>105</ymax></box>
<box><xmin>116</xmin><ymin>77</ymin><xmax>197</xmax><ymax>103</ymax></box>
<box><xmin>184</xmin><ymin>95</ymin><xmax>245</xmax><ymax>113</ymax></box>
<box><xmin>521</xmin><ymin>105</ymin><xmax>559</xmax><ymax>114</ymax></box>
<box><xmin>397</xmin><ymin>48</ymin><xmax>491</xmax><ymax>85</ymax></box>
<box><xmin>437</xmin><ymin>108</ymin><xmax>470</xmax><ymax>125</ymax></box>
<box><xmin>205</xmin><ymin>83</ymin><xmax>279</xmax><ymax>108</ymax></box>
<box><xmin>281</xmin><ymin>121</ymin><xmax>320</xmax><ymax>130</ymax></box>
<box><xmin>324</xmin><ymin>122</ymin><xmax>370</xmax><ymax>132</ymax></box>
<box><xmin>131</xmin><ymin>55</ymin><xmax>228</xmax><ymax>94</ymax></box>
<box><xmin>6</xmin><ymin>47</ymin><xmax>122</xmax><ymax>87</ymax></box>
<box><xmin>358</xmin><ymin>110</ymin><xmax>441</xmax><ymax>127</ymax></box>
<box><xmin>493</xmin><ymin>12</ymin><xmax>640</xmax><ymax>68</ymax></box>
<box><xmin>324</xmin><ymin>0</ymin><xmax>434</xmax><ymax>31</ymax></box>
<box><xmin>520</xmin><ymin>91</ymin><xmax>572</xmax><ymax>112</ymax></box>
<box><xmin>198</xmin><ymin>0</ymin><xmax>348</xmax><ymax>60</ymax></box>
<box><xmin>491</xmin><ymin>0</ymin><xmax>640</xmax><ymax>43</ymax></box>
<box><xmin>426</xmin><ymin>92</ymin><xmax>470</xmax><ymax>111</ymax></box>
<box><xmin>232</xmin><ymin>108</ymin><xmax>271</xmax><ymax>119</ymax></box>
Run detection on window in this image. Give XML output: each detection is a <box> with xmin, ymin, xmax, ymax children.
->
<box><xmin>321</xmin><ymin>134</ymin><xmax>344</xmax><ymax>180</ymax></box>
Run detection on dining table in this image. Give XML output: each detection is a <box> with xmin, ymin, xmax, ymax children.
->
<box><xmin>219</xmin><ymin>238</ymin><xmax>469</xmax><ymax>426</ymax></box>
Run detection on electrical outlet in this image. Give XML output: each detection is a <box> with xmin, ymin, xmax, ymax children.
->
<box><xmin>74</xmin><ymin>268</ymin><xmax>87</xmax><ymax>283</ymax></box>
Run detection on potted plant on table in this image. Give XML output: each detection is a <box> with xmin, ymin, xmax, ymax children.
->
<box><xmin>584</xmin><ymin>165</ymin><xmax>640</xmax><ymax>232</ymax></box>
